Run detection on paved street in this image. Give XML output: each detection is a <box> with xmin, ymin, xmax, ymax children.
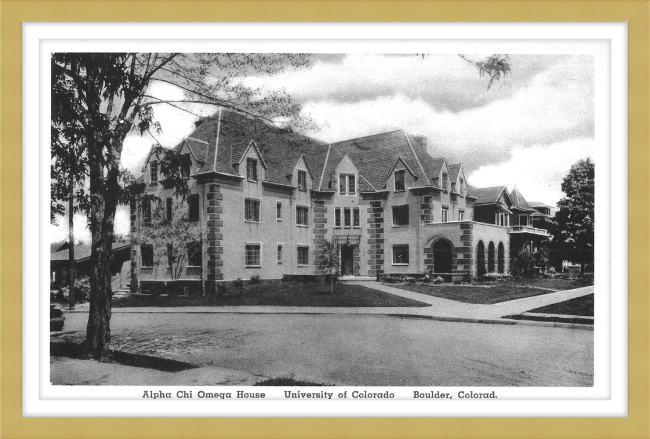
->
<box><xmin>54</xmin><ymin>312</ymin><xmax>593</xmax><ymax>387</ymax></box>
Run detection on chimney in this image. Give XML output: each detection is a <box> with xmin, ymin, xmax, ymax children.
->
<box><xmin>413</xmin><ymin>135</ymin><xmax>427</xmax><ymax>148</ymax></box>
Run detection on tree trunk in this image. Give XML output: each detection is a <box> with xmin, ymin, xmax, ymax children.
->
<box><xmin>68</xmin><ymin>168</ymin><xmax>75</xmax><ymax>310</ymax></box>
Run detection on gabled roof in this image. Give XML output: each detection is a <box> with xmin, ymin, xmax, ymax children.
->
<box><xmin>448</xmin><ymin>163</ymin><xmax>462</xmax><ymax>183</ymax></box>
<box><xmin>528</xmin><ymin>200</ymin><xmax>553</xmax><ymax>209</ymax></box>
<box><xmin>51</xmin><ymin>242</ymin><xmax>130</xmax><ymax>262</ymax></box>
<box><xmin>470</xmin><ymin>185</ymin><xmax>511</xmax><ymax>205</ymax></box>
<box><xmin>509</xmin><ymin>187</ymin><xmax>536</xmax><ymax>211</ymax></box>
<box><xmin>320</xmin><ymin>130</ymin><xmax>436</xmax><ymax>192</ymax></box>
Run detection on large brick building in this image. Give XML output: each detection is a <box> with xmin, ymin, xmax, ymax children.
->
<box><xmin>129</xmin><ymin>108</ymin><xmax>541</xmax><ymax>294</ymax></box>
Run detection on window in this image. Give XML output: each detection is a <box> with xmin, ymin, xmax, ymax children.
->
<box><xmin>442</xmin><ymin>173</ymin><xmax>449</xmax><ymax>191</ymax></box>
<box><xmin>394</xmin><ymin>169</ymin><xmax>405</xmax><ymax>191</ymax></box>
<box><xmin>245</xmin><ymin>198</ymin><xmax>261</xmax><ymax>222</ymax></box>
<box><xmin>335</xmin><ymin>208</ymin><xmax>341</xmax><ymax>228</ymax></box>
<box><xmin>181</xmin><ymin>154</ymin><xmax>191</xmax><ymax>179</ymax></box>
<box><xmin>245</xmin><ymin>244</ymin><xmax>261</xmax><ymax>267</ymax></box>
<box><xmin>187</xmin><ymin>242</ymin><xmax>202</xmax><ymax>267</ymax></box>
<box><xmin>459</xmin><ymin>210</ymin><xmax>465</xmax><ymax>221</ymax></box>
<box><xmin>297</xmin><ymin>246</ymin><xmax>309</xmax><ymax>266</ymax></box>
<box><xmin>441</xmin><ymin>207</ymin><xmax>449</xmax><ymax>223</ymax></box>
<box><xmin>141</xmin><ymin>244</ymin><xmax>154</xmax><ymax>267</ymax></box>
<box><xmin>298</xmin><ymin>170</ymin><xmax>307</xmax><ymax>191</ymax></box>
<box><xmin>247</xmin><ymin>158</ymin><xmax>258</xmax><ymax>181</ymax></box>
<box><xmin>458</xmin><ymin>178</ymin><xmax>465</xmax><ymax>196</ymax></box>
<box><xmin>150</xmin><ymin>160</ymin><xmax>158</xmax><ymax>183</ymax></box>
<box><xmin>296</xmin><ymin>205</ymin><xmax>309</xmax><ymax>226</ymax></box>
<box><xmin>339</xmin><ymin>174</ymin><xmax>356</xmax><ymax>195</ymax></box>
<box><xmin>392</xmin><ymin>244</ymin><xmax>409</xmax><ymax>265</ymax></box>
<box><xmin>353</xmin><ymin>208</ymin><xmax>360</xmax><ymax>227</ymax></box>
<box><xmin>166</xmin><ymin>198</ymin><xmax>173</xmax><ymax>221</ymax></box>
<box><xmin>143</xmin><ymin>199</ymin><xmax>152</xmax><ymax>224</ymax></box>
<box><xmin>344</xmin><ymin>208</ymin><xmax>351</xmax><ymax>228</ymax></box>
<box><xmin>276</xmin><ymin>201</ymin><xmax>282</xmax><ymax>221</ymax></box>
<box><xmin>392</xmin><ymin>205</ymin><xmax>409</xmax><ymax>226</ymax></box>
<box><xmin>277</xmin><ymin>244</ymin><xmax>283</xmax><ymax>263</ymax></box>
<box><xmin>188</xmin><ymin>194</ymin><xmax>200</xmax><ymax>222</ymax></box>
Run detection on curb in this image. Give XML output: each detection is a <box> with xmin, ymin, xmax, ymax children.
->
<box><xmin>387</xmin><ymin>314</ymin><xmax>594</xmax><ymax>330</ymax></box>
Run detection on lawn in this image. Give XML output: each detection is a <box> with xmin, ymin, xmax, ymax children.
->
<box><xmin>112</xmin><ymin>281</ymin><xmax>430</xmax><ymax>308</ymax></box>
<box><xmin>527</xmin><ymin>294</ymin><xmax>594</xmax><ymax>316</ymax></box>
<box><xmin>390</xmin><ymin>277</ymin><xmax>593</xmax><ymax>305</ymax></box>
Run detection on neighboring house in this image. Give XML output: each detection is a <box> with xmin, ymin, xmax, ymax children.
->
<box><xmin>129</xmin><ymin>108</ymin><xmax>519</xmax><ymax>294</ymax></box>
<box><xmin>528</xmin><ymin>200</ymin><xmax>556</xmax><ymax>230</ymax></box>
<box><xmin>471</xmin><ymin>185</ymin><xmax>551</xmax><ymax>272</ymax></box>
<box><xmin>50</xmin><ymin>242</ymin><xmax>131</xmax><ymax>290</ymax></box>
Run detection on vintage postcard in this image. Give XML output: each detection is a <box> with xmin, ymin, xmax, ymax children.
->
<box><xmin>24</xmin><ymin>23</ymin><xmax>626</xmax><ymax>417</ymax></box>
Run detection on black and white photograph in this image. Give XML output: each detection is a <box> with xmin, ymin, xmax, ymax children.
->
<box><xmin>47</xmin><ymin>48</ymin><xmax>598</xmax><ymax>392</ymax></box>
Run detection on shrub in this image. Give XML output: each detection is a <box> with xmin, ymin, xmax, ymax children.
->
<box><xmin>233</xmin><ymin>278</ymin><xmax>244</xmax><ymax>288</ymax></box>
<box><xmin>60</xmin><ymin>276</ymin><xmax>91</xmax><ymax>303</ymax></box>
<box><xmin>216</xmin><ymin>283</ymin><xmax>228</xmax><ymax>297</ymax></box>
<box><xmin>250</xmin><ymin>275</ymin><xmax>261</xmax><ymax>285</ymax></box>
<box><xmin>481</xmin><ymin>272</ymin><xmax>512</xmax><ymax>282</ymax></box>
<box><xmin>432</xmin><ymin>276</ymin><xmax>444</xmax><ymax>284</ymax></box>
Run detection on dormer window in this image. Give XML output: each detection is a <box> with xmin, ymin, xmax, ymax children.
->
<box><xmin>442</xmin><ymin>173</ymin><xmax>449</xmax><ymax>192</ymax></box>
<box><xmin>298</xmin><ymin>170</ymin><xmax>307</xmax><ymax>191</ymax></box>
<box><xmin>150</xmin><ymin>160</ymin><xmax>158</xmax><ymax>184</ymax></box>
<box><xmin>181</xmin><ymin>154</ymin><xmax>191</xmax><ymax>179</ymax></box>
<box><xmin>394</xmin><ymin>170</ymin><xmax>405</xmax><ymax>192</ymax></box>
<box><xmin>339</xmin><ymin>174</ymin><xmax>356</xmax><ymax>195</ymax></box>
<box><xmin>459</xmin><ymin>178</ymin><xmax>465</xmax><ymax>195</ymax></box>
<box><xmin>247</xmin><ymin>158</ymin><xmax>258</xmax><ymax>181</ymax></box>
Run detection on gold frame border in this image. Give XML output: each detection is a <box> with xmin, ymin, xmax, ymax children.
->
<box><xmin>2</xmin><ymin>1</ymin><xmax>648</xmax><ymax>438</ymax></box>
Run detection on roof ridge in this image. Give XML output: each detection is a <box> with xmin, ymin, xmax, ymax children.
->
<box><xmin>329</xmin><ymin>129</ymin><xmax>403</xmax><ymax>145</ymax></box>
<box><xmin>403</xmin><ymin>131</ymin><xmax>431</xmax><ymax>185</ymax></box>
<box><xmin>186</xmin><ymin>136</ymin><xmax>209</xmax><ymax>144</ymax></box>
<box><xmin>318</xmin><ymin>145</ymin><xmax>332</xmax><ymax>191</ymax></box>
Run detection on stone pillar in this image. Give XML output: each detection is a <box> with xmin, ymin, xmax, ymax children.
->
<box><xmin>313</xmin><ymin>199</ymin><xmax>328</xmax><ymax>274</ymax></box>
<box><xmin>205</xmin><ymin>183</ymin><xmax>223</xmax><ymax>293</ymax></box>
<box><xmin>353</xmin><ymin>245</ymin><xmax>361</xmax><ymax>276</ymax></box>
<box><xmin>366</xmin><ymin>200</ymin><xmax>384</xmax><ymax>277</ymax></box>
<box><xmin>129</xmin><ymin>199</ymin><xmax>139</xmax><ymax>294</ymax></box>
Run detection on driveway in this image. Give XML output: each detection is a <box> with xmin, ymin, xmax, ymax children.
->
<box><xmin>53</xmin><ymin>312</ymin><xmax>593</xmax><ymax>387</ymax></box>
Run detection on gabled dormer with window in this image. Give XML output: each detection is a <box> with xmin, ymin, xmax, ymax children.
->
<box><xmin>237</xmin><ymin>140</ymin><xmax>267</xmax><ymax>183</ymax></box>
<box><xmin>334</xmin><ymin>155</ymin><xmax>359</xmax><ymax>197</ymax></box>
<box><xmin>290</xmin><ymin>156</ymin><xmax>314</xmax><ymax>193</ymax></box>
<box><xmin>385</xmin><ymin>157</ymin><xmax>416</xmax><ymax>193</ymax></box>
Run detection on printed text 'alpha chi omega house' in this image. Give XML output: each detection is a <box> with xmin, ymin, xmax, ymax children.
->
<box><xmin>129</xmin><ymin>108</ymin><xmax>548</xmax><ymax>295</ymax></box>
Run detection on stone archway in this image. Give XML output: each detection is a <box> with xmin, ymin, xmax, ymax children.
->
<box><xmin>476</xmin><ymin>240</ymin><xmax>486</xmax><ymax>278</ymax></box>
<box><xmin>433</xmin><ymin>239</ymin><xmax>453</xmax><ymax>281</ymax></box>
<box><xmin>488</xmin><ymin>241</ymin><xmax>495</xmax><ymax>273</ymax></box>
<box><xmin>498</xmin><ymin>242</ymin><xmax>505</xmax><ymax>273</ymax></box>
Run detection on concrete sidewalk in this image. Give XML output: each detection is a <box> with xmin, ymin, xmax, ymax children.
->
<box><xmin>63</xmin><ymin>282</ymin><xmax>594</xmax><ymax>328</ymax></box>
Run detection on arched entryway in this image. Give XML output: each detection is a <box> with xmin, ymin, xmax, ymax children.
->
<box><xmin>498</xmin><ymin>242</ymin><xmax>505</xmax><ymax>273</ymax></box>
<box><xmin>433</xmin><ymin>239</ymin><xmax>453</xmax><ymax>281</ymax></box>
<box><xmin>476</xmin><ymin>240</ymin><xmax>486</xmax><ymax>278</ymax></box>
<box><xmin>487</xmin><ymin>242</ymin><xmax>495</xmax><ymax>273</ymax></box>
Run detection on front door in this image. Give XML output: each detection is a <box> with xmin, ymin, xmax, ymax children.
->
<box><xmin>341</xmin><ymin>246</ymin><xmax>354</xmax><ymax>276</ymax></box>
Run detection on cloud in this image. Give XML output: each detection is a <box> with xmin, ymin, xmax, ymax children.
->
<box><xmin>467</xmin><ymin>138</ymin><xmax>595</xmax><ymax>206</ymax></box>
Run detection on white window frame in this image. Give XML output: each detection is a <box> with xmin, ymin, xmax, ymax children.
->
<box><xmin>244</xmin><ymin>198</ymin><xmax>261</xmax><ymax>223</ymax></box>
<box><xmin>246</xmin><ymin>158</ymin><xmax>258</xmax><ymax>181</ymax></box>
<box><xmin>392</xmin><ymin>204</ymin><xmax>410</xmax><ymax>227</ymax></box>
<box><xmin>441</xmin><ymin>207</ymin><xmax>449</xmax><ymax>223</ymax></box>
<box><xmin>353</xmin><ymin>207</ymin><xmax>360</xmax><ymax>228</ymax></box>
<box><xmin>297</xmin><ymin>170</ymin><xmax>308</xmax><ymax>191</ymax></box>
<box><xmin>394</xmin><ymin>169</ymin><xmax>406</xmax><ymax>192</ymax></box>
<box><xmin>392</xmin><ymin>244</ymin><xmax>410</xmax><ymax>266</ymax></box>
<box><xmin>423</xmin><ymin>196</ymin><xmax>434</xmax><ymax>224</ymax></box>
<box><xmin>297</xmin><ymin>245</ymin><xmax>310</xmax><ymax>266</ymax></box>
<box><xmin>338</xmin><ymin>173</ymin><xmax>356</xmax><ymax>195</ymax></box>
<box><xmin>277</xmin><ymin>243</ymin><xmax>283</xmax><ymax>264</ymax></box>
<box><xmin>344</xmin><ymin>207</ymin><xmax>351</xmax><ymax>228</ymax></box>
<box><xmin>149</xmin><ymin>160</ymin><xmax>158</xmax><ymax>184</ymax></box>
<box><xmin>296</xmin><ymin>205</ymin><xmax>309</xmax><ymax>227</ymax></box>
<box><xmin>459</xmin><ymin>209</ymin><xmax>465</xmax><ymax>222</ymax></box>
<box><xmin>335</xmin><ymin>207</ymin><xmax>341</xmax><ymax>228</ymax></box>
<box><xmin>186</xmin><ymin>241</ymin><xmax>202</xmax><ymax>268</ymax></box>
<box><xmin>276</xmin><ymin>201</ymin><xmax>282</xmax><ymax>221</ymax></box>
<box><xmin>245</xmin><ymin>243</ymin><xmax>262</xmax><ymax>268</ymax></box>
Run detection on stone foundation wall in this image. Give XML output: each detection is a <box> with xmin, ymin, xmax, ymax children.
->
<box><xmin>313</xmin><ymin>199</ymin><xmax>328</xmax><ymax>274</ymax></box>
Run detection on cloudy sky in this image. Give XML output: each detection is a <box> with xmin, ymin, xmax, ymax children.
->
<box><xmin>53</xmin><ymin>53</ymin><xmax>595</xmax><ymax>243</ymax></box>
